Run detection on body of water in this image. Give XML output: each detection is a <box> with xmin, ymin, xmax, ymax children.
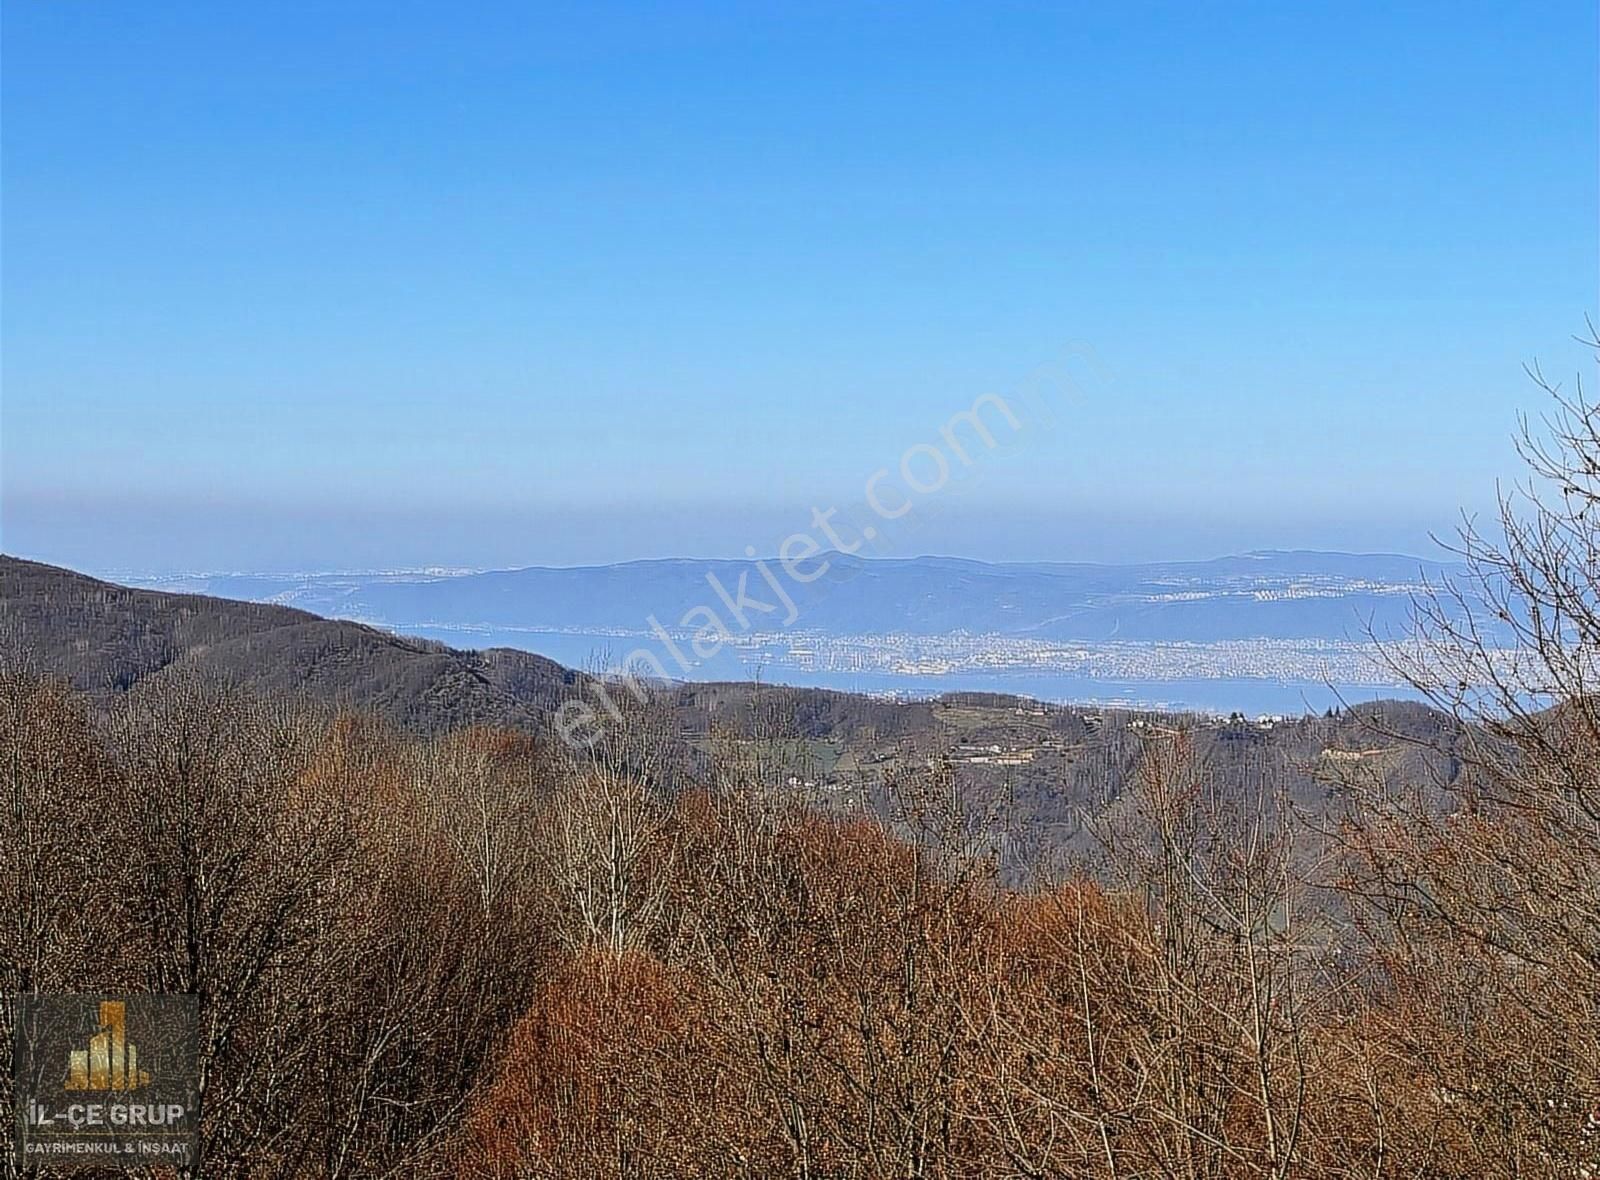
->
<box><xmin>401</xmin><ymin>625</ymin><xmax>1424</xmax><ymax>718</ymax></box>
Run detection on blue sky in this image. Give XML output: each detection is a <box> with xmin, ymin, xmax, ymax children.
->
<box><xmin>3</xmin><ymin>1</ymin><xmax>1596</xmax><ymax>573</ymax></box>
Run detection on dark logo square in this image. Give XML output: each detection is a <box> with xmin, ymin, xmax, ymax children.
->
<box><xmin>12</xmin><ymin>995</ymin><xmax>198</xmax><ymax>1172</ymax></box>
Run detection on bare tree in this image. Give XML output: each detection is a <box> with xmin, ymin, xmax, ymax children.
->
<box><xmin>1346</xmin><ymin>330</ymin><xmax>1600</xmax><ymax>1171</ymax></box>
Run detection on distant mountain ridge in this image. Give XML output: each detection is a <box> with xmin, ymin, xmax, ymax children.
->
<box><xmin>129</xmin><ymin>549</ymin><xmax>1470</xmax><ymax>645</ymax></box>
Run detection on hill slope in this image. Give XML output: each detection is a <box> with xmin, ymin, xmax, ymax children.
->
<box><xmin>0</xmin><ymin>556</ymin><xmax>581</xmax><ymax>732</ymax></box>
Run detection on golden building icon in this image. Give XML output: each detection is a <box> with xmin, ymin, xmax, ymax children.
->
<box><xmin>63</xmin><ymin>1001</ymin><xmax>152</xmax><ymax>1091</ymax></box>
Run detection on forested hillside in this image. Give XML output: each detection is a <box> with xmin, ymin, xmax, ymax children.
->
<box><xmin>0</xmin><ymin>556</ymin><xmax>580</xmax><ymax>731</ymax></box>
<box><xmin>0</xmin><ymin>556</ymin><xmax>1463</xmax><ymax>879</ymax></box>
<box><xmin>0</xmin><ymin>653</ymin><xmax>1590</xmax><ymax>1177</ymax></box>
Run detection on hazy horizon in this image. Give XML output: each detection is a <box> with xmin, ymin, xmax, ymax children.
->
<box><xmin>30</xmin><ymin>541</ymin><xmax>1462</xmax><ymax>584</ymax></box>
<box><xmin>7</xmin><ymin>508</ymin><xmax>1467</xmax><ymax>581</ymax></box>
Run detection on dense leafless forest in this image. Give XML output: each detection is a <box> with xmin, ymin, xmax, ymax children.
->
<box><xmin>6</xmin><ymin>367</ymin><xmax>1600</xmax><ymax>1177</ymax></box>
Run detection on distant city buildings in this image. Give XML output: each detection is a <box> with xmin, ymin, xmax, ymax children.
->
<box><xmin>721</xmin><ymin>629</ymin><xmax>1407</xmax><ymax>689</ymax></box>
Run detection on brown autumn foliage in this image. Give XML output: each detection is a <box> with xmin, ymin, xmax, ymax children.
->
<box><xmin>5</xmin><ymin>347</ymin><xmax>1600</xmax><ymax>1177</ymax></box>
<box><xmin>0</xmin><ymin>650</ymin><xmax>1596</xmax><ymax>1177</ymax></box>
<box><xmin>455</xmin><ymin>950</ymin><xmax>702</xmax><ymax>1178</ymax></box>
